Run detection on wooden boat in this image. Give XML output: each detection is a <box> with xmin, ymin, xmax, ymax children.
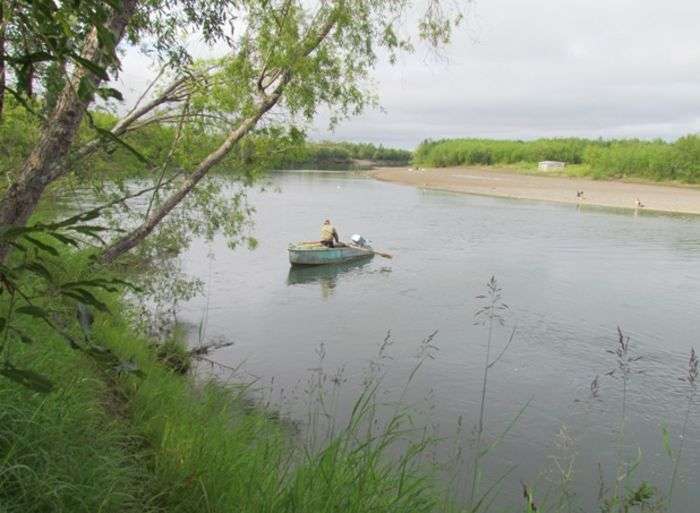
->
<box><xmin>288</xmin><ymin>242</ymin><xmax>374</xmax><ymax>266</ymax></box>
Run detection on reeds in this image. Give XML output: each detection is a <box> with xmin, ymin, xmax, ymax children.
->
<box><xmin>665</xmin><ymin>347</ymin><xmax>697</xmax><ymax>508</ymax></box>
<box><xmin>466</xmin><ymin>276</ymin><xmax>528</xmax><ymax>513</ymax></box>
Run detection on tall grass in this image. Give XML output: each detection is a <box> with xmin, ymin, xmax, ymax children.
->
<box><xmin>414</xmin><ymin>135</ymin><xmax>700</xmax><ymax>182</ymax></box>
<box><xmin>0</xmin><ymin>253</ymin><xmax>448</xmax><ymax>513</ymax></box>
<box><xmin>1</xmin><ymin>252</ymin><xmax>697</xmax><ymax>513</ymax></box>
<box><xmin>665</xmin><ymin>348</ymin><xmax>697</xmax><ymax>509</ymax></box>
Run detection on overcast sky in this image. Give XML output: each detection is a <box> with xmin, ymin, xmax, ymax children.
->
<box><xmin>118</xmin><ymin>0</ymin><xmax>700</xmax><ymax>149</ymax></box>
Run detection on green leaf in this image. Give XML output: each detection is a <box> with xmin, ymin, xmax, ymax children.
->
<box><xmin>47</xmin><ymin>232</ymin><xmax>80</xmax><ymax>247</ymax></box>
<box><xmin>53</xmin><ymin>208</ymin><xmax>102</xmax><ymax>229</ymax></box>
<box><xmin>94</xmin><ymin>126</ymin><xmax>151</xmax><ymax>165</ymax></box>
<box><xmin>97</xmin><ymin>87</ymin><xmax>124</xmax><ymax>102</ymax></box>
<box><xmin>78</xmin><ymin>76</ymin><xmax>94</xmax><ymax>101</ymax></box>
<box><xmin>0</xmin><ymin>225</ymin><xmax>33</xmax><ymax>240</ymax></box>
<box><xmin>70</xmin><ymin>54</ymin><xmax>109</xmax><ymax>80</ymax></box>
<box><xmin>95</xmin><ymin>25</ymin><xmax>118</xmax><ymax>50</ymax></box>
<box><xmin>15</xmin><ymin>305</ymin><xmax>50</xmax><ymax>320</ymax></box>
<box><xmin>0</xmin><ymin>366</ymin><xmax>54</xmax><ymax>393</ymax></box>
<box><xmin>62</xmin><ymin>279</ymin><xmax>118</xmax><ymax>292</ymax></box>
<box><xmin>6</xmin><ymin>51</ymin><xmax>53</xmax><ymax>65</ymax></box>
<box><xmin>22</xmin><ymin>235</ymin><xmax>59</xmax><ymax>256</ymax></box>
<box><xmin>69</xmin><ymin>224</ymin><xmax>111</xmax><ymax>237</ymax></box>
<box><xmin>8</xmin><ymin>241</ymin><xmax>28</xmax><ymax>253</ymax></box>
<box><xmin>20</xmin><ymin>262</ymin><xmax>53</xmax><ymax>281</ymax></box>
<box><xmin>60</xmin><ymin>289</ymin><xmax>109</xmax><ymax>313</ymax></box>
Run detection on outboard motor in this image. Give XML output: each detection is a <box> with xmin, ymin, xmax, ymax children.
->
<box><xmin>350</xmin><ymin>234</ymin><xmax>368</xmax><ymax>247</ymax></box>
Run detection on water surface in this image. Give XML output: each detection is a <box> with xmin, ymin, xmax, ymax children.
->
<box><xmin>179</xmin><ymin>170</ymin><xmax>700</xmax><ymax>511</ymax></box>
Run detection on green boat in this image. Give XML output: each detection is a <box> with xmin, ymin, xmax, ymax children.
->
<box><xmin>288</xmin><ymin>242</ymin><xmax>374</xmax><ymax>266</ymax></box>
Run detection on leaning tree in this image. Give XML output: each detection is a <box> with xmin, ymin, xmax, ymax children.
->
<box><xmin>0</xmin><ymin>0</ymin><xmax>462</xmax><ymax>262</ymax></box>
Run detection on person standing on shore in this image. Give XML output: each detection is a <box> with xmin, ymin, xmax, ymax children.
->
<box><xmin>320</xmin><ymin>219</ymin><xmax>340</xmax><ymax>247</ymax></box>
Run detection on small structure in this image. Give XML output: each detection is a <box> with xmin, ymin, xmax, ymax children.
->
<box><xmin>538</xmin><ymin>160</ymin><xmax>566</xmax><ymax>171</ymax></box>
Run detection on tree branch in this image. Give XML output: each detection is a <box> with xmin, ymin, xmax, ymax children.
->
<box><xmin>99</xmin><ymin>8</ymin><xmax>339</xmax><ymax>263</ymax></box>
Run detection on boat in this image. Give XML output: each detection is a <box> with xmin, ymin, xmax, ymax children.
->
<box><xmin>288</xmin><ymin>242</ymin><xmax>374</xmax><ymax>266</ymax></box>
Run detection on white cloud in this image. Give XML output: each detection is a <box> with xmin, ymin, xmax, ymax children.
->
<box><xmin>118</xmin><ymin>0</ymin><xmax>700</xmax><ymax>149</ymax></box>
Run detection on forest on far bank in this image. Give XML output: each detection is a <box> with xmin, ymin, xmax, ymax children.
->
<box><xmin>414</xmin><ymin>135</ymin><xmax>700</xmax><ymax>182</ymax></box>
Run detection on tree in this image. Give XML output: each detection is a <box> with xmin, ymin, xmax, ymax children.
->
<box><xmin>0</xmin><ymin>0</ymin><xmax>245</xmax><ymax>259</ymax></box>
<box><xmin>100</xmin><ymin>0</ymin><xmax>461</xmax><ymax>261</ymax></box>
<box><xmin>0</xmin><ymin>0</ymin><xmax>140</xmax><ymax>261</ymax></box>
<box><xmin>0</xmin><ymin>0</ymin><xmax>5</xmax><ymax>119</ymax></box>
<box><xmin>0</xmin><ymin>0</ymin><xmax>462</xmax><ymax>264</ymax></box>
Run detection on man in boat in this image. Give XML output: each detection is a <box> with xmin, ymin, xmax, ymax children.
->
<box><xmin>320</xmin><ymin>219</ymin><xmax>340</xmax><ymax>248</ymax></box>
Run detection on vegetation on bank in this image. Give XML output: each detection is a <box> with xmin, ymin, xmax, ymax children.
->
<box><xmin>0</xmin><ymin>249</ymin><xmax>448</xmax><ymax>513</ymax></box>
<box><xmin>0</xmin><ymin>1</ymin><xmax>697</xmax><ymax>511</ymax></box>
<box><xmin>277</xmin><ymin>140</ymin><xmax>412</xmax><ymax>169</ymax></box>
<box><xmin>0</xmin><ymin>102</ymin><xmax>408</xmax><ymax>189</ymax></box>
<box><xmin>414</xmin><ymin>136</ymin><xmax>700</xmax><ymax>182</ymax></box>
<box><xmin>1</xmin><ymin>244</ymin><xmax>696</xmax><ymax>512</ymax></box>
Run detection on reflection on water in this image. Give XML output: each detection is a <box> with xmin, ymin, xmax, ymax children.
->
<box><xmin>287</xmin><ymin>257</ymin><xmax>374</xmax><ymax>299</ymax></box>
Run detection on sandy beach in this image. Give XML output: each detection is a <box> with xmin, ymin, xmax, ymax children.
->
<box><xmin>373</xmin><ymin>166</ymin><xmax>700</xmax><ymax>215</ymax></box>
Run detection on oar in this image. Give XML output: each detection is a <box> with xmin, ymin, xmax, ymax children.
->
<box><xmin>370</xmin><ymin>249</ymin><xmax>393</xmax><ymax>259</ymax></box>
<box><xmin>348</xmin><ymin>243</ymin><xmax>393</xmax><ymax>259</ymax></box>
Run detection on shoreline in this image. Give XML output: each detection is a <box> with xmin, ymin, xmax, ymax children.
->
<box><xmin>372</xmin><ymin>166</ymin><xmax>700</xmax><ymax>215</ymax></box>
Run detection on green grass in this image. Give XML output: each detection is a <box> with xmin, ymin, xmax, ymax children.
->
<box><xmin>0</xmin><ymin>252</ymin><xmax>445</xmax><ymax>513</ymax></box>
<box><xmin>414</xmin><ymin>135</ymin><xmax>700</xmax><ymax>183</ymax></box>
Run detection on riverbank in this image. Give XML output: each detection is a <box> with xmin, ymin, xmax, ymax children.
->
<box><xmin>373</xmin><ymin>166</ymin><xmax>700</xmax><ymax>215</ymax></box>
<box><xmin>0</xmin><ymin>251</ymin><xmax>445</xmax><ymax>513</ymax></box>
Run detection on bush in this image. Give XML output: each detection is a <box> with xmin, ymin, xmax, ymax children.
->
<box><xmin>414</xmin><ymin>135</ymin><xmax>700</xmax><ymax>182</ymax></box>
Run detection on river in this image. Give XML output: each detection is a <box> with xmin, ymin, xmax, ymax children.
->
<box><xmin>178</xmin><ymin>170</ymin><xmax>700</xmax><ymax>511</ymax></box>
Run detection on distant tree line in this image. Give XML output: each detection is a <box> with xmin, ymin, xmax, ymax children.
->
<box><xmin>278</xmin><ymin>140</ymin><xmax>412</xmax><ymax>168</ymax></box>
<box><xmin>414</xmin><ymin>136</ymin><xmax>700</xmax><ymax>182</ymax></box>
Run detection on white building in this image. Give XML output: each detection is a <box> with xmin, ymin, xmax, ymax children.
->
<box><xmin>538</xmin><ymin>160</ymin><xmax>566</xmax><ymax>171</ymax></box>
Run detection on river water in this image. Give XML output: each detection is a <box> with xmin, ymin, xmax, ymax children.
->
<box><xmin>178</xmin><ymin>170</ymin><xmax>700</xmax><ymax>511</ymax></box>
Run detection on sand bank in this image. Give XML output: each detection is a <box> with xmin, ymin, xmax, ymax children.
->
<box><xmin>373</xmin><ymin>166</ymin><xmax>700</xmax><ymax>215</ymax></box>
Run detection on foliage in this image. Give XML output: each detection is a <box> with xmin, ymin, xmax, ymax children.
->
<box><xmin>414</xmin><ymin>135</ymin><xmax>700</xmax><ymax>182</ymax></box>
<box><xmin>278</xmin><ymin>140</ymin><xmax>412</xmax><ymax>168</ymax></box>
<box><xmin>0</xmin><ymin>99</ymin><xmax>39</xmax><ymax>183</ymax></box>
<box><xmin>155</xmin><ymin>326</ymin><xmax>192</xmax><ymax>373</ymax></box>
<box><xmin>0</xmin><ymin>0</ymin><xmax>250</xmax><ymax>107</ymax></box>
<box><xmin>1</xmin><ymin>0</ymin><xmax>125</xmax><ymax>104</ymax></box>
<box><xmin>0</xmin><ymin>263</ymin><xmax>448</xmax><ymax>513</ymax></box>
<box><xmin>0</xmin><ymin>329</ymin><xmax>158</xmax><ymax>512</ymax></box>
<box><xmin>0</xmin><ymin>205</ymin><xmax>144</xmax><ymax>392</ymax></box>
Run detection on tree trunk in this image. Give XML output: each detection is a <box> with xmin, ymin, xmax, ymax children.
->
<box><xmin>0</xmin><ymin>0</ymin><xmax>139</xmax><ymax>261</ymax></box>
<box><xmin>100</xmin><ymin>94</ymin><xmax>282</xmax><ymax>263</ymax></box>
<box><xmin>0</xmin><ymin>0</ymin><xmax>6</xmax><ymax>121</ymax></box>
